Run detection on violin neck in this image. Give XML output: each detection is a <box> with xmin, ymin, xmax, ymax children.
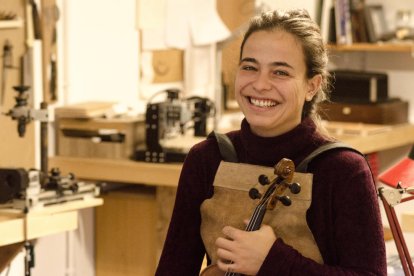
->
<box><xmin>245</xmin><ymin>204</ymin><xmax>266</xmax><ymax>231</ymax></box>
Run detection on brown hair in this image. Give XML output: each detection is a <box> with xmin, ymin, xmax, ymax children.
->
<box><xmin>240</xmin><ymin>9</ymin><xmax>331</xmax><ymax>126</ymax></box>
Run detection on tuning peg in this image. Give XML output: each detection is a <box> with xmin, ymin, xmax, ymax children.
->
<box><xmin>258</xmin><ymin>174</ymin><xmax>270</xmax><ymax>185</ymax></box>
<box><xmin>288</xmin><ymin>182</ymin><xmax>301</xmax><ymax>194</ymax></box>
<box><xmin>277</xmin><ymin>195</ymin><xmax>291</xmax><ymax>206</ymax></box>
<box><xmin>249</xmin><ymin>188</ymin><xmax>262</xmax><ymax>199</ymax></box>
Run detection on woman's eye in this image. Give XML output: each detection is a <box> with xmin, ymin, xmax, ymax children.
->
<box><xmin>241</xmin><ymin>65</ymin><xmax>256</xmax><ymax>71</ymax></box>
<box><xmin>273</xmin><ymin>70</ymin><xmax>289</xmax><ymax>76</ymax></box>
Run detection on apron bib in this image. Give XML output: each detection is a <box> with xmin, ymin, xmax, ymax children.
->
<box><xmin>200</xmin><ymin>161</ymin><xmax>324</xmax><ymax>265</ymax></box>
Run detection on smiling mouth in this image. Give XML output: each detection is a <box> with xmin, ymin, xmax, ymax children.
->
<box><xmin>248</xmin><ymin>97</ymin><xmax>278</xmax><ymax>108</ymax></box>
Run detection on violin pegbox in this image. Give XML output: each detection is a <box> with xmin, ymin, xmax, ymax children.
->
<box><xmin>248</xmin><ymin>158</ymin><xmax>301</xmax><ymax>211</ymax></box>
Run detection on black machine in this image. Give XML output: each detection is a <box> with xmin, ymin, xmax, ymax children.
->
<box><xmin>135</xmin><ymin>89</ymin><xmax>215</xmax><ymax>163</ymax></box>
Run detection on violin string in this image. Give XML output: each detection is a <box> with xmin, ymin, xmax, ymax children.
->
<box><xmin>225</xmin><ymin>177</ymin><xmax>284</xmax><ymax>276</ymax></box>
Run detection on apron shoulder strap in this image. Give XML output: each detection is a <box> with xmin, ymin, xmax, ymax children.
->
<box><xmin>210</xmin><ymin>132</ymin><xmax>363</xmax><ymax>172</ymax></box>
<box><xmin>209</xmin><ymin>131</ymin><xmax>238</xmax><ymax>163</ymax></box>
<box><xmin>296</xmin><ymin>142</ymin><xmax>363</xmax><ymax>173</ymax></box>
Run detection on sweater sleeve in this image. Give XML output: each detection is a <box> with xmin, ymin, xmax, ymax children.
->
<box><xmin>257</xmin><ymin>150</ymin><xmax>387</xmax><ymax>276</ymax></box>
<box><xmin>155</xmin><ymin>141</ymin><xmax>219</xmax><ymax>276</ymax></box>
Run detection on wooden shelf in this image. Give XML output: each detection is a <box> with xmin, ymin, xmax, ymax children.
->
<box><xmin>49</xmin><ymin>157</ymin><xmax>182</xmax><ymax>187</ymax></box>
<box><xmin>49</xmin><ymin>123</ymin><xmax>414</xmax><ymax>186</ymax></box>
<box><xmin>327</xmin><ymin>43</ymin><xmax>414</xmax><ymax>53</ymax></box>
<box><xmin>0</xmin><ymin>19</ymin><xmax>23</xmax><ymax>29</ymax></box>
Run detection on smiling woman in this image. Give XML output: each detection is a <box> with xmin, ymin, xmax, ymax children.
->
<box><xmin>156</xmin><ymin>9</ymin><xmax>386</xmax><ymax>276</ymax></box>
<box><xmin>235</xmin><ymin>29</ymin><xmax>321</xmax><ymax>137</ymax></box>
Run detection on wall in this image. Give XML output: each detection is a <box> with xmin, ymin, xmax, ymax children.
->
<box><xmin>61</xmin><ymin>0</ymin><xmax>140</xmax><ymax>106</ymax></box>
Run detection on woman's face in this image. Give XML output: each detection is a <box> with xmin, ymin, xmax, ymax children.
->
<box><xmin>235</xmin><ymin>29</ymin><xmax>321</xmax><ymax>137</ymax></box>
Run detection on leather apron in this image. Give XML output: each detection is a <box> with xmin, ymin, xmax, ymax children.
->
<box><xmin>200</xmin><ymin>161</ymin><xmax>323</xmax><ymax>265</ymax></box>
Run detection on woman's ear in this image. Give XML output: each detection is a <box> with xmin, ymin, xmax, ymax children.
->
<box><xmin>305</xmin><ymin>74</ymin><xmax>322</xmax><ymax>101</ymax></box>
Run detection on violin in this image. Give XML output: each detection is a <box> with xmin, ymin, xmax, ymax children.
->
<box><xmin>200</xmin><ymin>158</ymin><xmax>301</xmax><ymax>276</ymax></box>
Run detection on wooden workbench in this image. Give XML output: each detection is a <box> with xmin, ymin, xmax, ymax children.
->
<box><xmin>0</xmin><ymin>198</ymin><xmax>103</xmax><ymax>273</ymax></box>
<box><xmin>0</xmin><ymin>198</ymin><xmax>103</xmax><ymax>247</ymax></box>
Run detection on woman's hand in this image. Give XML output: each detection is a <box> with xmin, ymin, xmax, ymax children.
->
<box><xmin>215</xmin><ymin>224</ymin><xmax>276</xmax><ymax>275</ymax></box>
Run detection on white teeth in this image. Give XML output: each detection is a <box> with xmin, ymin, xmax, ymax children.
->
<box><xmin>250</xmin><ymin>97</ymin><xmax>277</xmax><ymax>107</ymax></box>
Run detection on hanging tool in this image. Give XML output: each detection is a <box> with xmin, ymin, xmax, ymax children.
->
<box><xmin>1</xmin><ymin>40</ymin><xmax>18</xmax><ymax>107</ymax></box>
<box><xmin>29</xmin><ymin>0</ymin><xmax>42</xmax><ymax>39</ymax></box>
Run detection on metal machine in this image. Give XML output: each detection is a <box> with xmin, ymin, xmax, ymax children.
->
<box><xmin>0</xmin><ymin>167</ymin><xmax>99</xmax><ymax>210</ymax></box>
<box><xmin>0</xmin><ymin>85</ymin><xmax>100</xmax><ymax>211</ymax></box>
<box><xmin>135</xmin><ymin>89</ymin><xmax>215</xmax><ymax>163</ymax></box>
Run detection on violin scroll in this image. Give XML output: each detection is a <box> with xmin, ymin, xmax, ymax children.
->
<box><xmin>248</xmin><ymin>158</ymin><xmax>301</xmax><ymax>209</ymax></box>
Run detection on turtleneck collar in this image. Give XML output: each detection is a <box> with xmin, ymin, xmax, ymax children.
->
<box><xmin>239</xmin><ymin>117</ymin><xmax>324</xmax><ymax>167</ymax></box>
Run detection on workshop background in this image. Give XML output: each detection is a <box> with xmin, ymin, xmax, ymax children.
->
<box><xmin>1</xmin><ymin>0</ymin><xmax>414</xmax><ymax>275</ymax></box>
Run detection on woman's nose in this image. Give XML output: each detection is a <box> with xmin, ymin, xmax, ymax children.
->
<box><xmin>252</xmin><ymin>72</ymin><xmax>272</xmax><ymax>91</ymax></box>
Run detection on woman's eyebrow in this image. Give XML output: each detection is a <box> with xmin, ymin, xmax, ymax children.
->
<box><xmin>240</xmin><ymin>57</ymin><xmax>293</xmax><ymax>69</ymax></box>
<box><xmin>270</xmin><ymin>61</ymin><xmax>294</xmax><ymax>69</ymax></box>
<box><xmin>239</xmin><ymin>57</ymin><xmax>257</xmax><ymax>65</ymax></box>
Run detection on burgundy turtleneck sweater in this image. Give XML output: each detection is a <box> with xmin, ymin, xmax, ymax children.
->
<box><xmin>156</xmin><ymin>118</ymin><xmax>386</xmax><ymax>276</ymax></box>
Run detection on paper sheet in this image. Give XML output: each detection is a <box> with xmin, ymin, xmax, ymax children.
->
<box><xmin>141</xmin><ymin>28</ymin><xmax>168</xmax><ymax>50</ymax></box>
<box><xmin>189</xmin><ymin>0</ymin><xmax>231</xmax><ymax>46</ymax></box>
<box><xmin>136</xmin><ymin>0</ymin><xmax>166</xmax><ymax>29</ymax></box>
<box><xmin>184</xmin><ymin>44</ymin><xmax>215</xmax><ymax>99</ymax></box>
<box><xmin>164</xmin><ymin>0</ymin><xmax>192</xmax><ymax>49</ymax></box>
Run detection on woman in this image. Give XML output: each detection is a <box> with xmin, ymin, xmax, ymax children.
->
<box><xmin>156</xmin><ymin>9</ymin><xmax>386</xmax><ymax>275</ymax></box>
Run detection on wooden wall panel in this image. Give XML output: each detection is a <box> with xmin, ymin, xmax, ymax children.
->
<box><xmin>0</xmin><ymin>0</ymin><xmax>35</xmax><ymax>168</ymax></box>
